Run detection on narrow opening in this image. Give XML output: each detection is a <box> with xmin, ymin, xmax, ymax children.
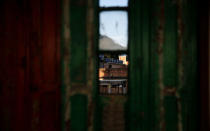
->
<box><xmin>98</xmin><ymin>0</ymin><xmax>129</xmax><ymax>95</ymax></box>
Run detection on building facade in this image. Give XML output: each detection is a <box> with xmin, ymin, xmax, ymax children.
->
<box><xmin>99</xmin><ymin>54</ymin><xmax>128</xmax><ymax>94</ymax></box>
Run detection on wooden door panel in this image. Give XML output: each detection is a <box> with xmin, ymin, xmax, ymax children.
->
<box><xmin>26</xmin><ymin>0</ymin><xmax>61</xmax><ymax>130</ymax></box>
<box><xmin>29</xmin><ymin>0</ymin><xmax>42</xmax><ymax>85</ymax></box>
<box><xmin>40</xmin><ymin>92</ymin><xmax>57</xmax><ymax>131</ymax></box>
<box><xmin>42</xmin><ymin>0</ymin><xmax>59</xmax><ymax>84</ymax></box>
<box><xmin>0</xmin><ymin>0</ymin><xmax>60</xmax><ymax>130</ymax></box>
<box><xmin>0</xmin><ymin>1</ymin><xmax>24</xmax><ymax>130</ymax></box>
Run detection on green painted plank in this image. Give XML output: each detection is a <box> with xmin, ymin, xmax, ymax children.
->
<box><xmin>163</xmin><ymin>0</ymin><xmax>178</xmax><ymax>131</ymax></box>
<box><xmin>163</xmin><ymin>0</ymin><xmax>178</xmax><ymax>130</ymax></box>
<box><xmin>181</xmin><ymin>0</ymin><xmax>198</xmax><ymax>130</ymax></box>
<box><xmin>70</xmin><ymin>94</ymin><xmax>88</xmax><ymax>131</ymax></box>
<box><xmin>163</xmin><ymin>0</ymin><xmax>178</xmax><ymax>87</ymax></box>
<box><xmin>128</xmin><ymin>0</ymin><xmax>142</xmax><ymax>130</ymax></box>
<box><xmin>150</xmin><ymin>0</ymin><xmax>161</xmax><ymax>130</ymax></box>
<box><xmin>70</xmin><ymin>0</ymin><xmax>87</xmax><ymax>83</ymax></box>
<box><xmin>164</xmin><ymin>96</ymin><xmax>178</xmax><ymax>131</ymax></box>
<box><xmin>187</xmin><ymin>1</ymin><xmax>198</xmax><ymax>130</ymax></box>
<box><xmin>61</xmin><ymin>0</ymin><xmax>68</xmax><ymax>130</ymax></box>
<box><xmin>180</xmin><ymin>1</ymin><xmax>190</xmax><ymax>130</ymax></box>
<box><xmin>141</xmin><ymin>0</ymin><xmax>150</xmax><ymax>130</ymax></box>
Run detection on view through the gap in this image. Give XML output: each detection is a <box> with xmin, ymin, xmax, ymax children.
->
<box><xmin>99</xmin><ymin>53</ymin><xmax>128</xmax><ymax>95</ymax></box>
<box><xmin>98</xmin><ymin>0</ymin><xmax>129</xmax><ymax>95</ymax></box>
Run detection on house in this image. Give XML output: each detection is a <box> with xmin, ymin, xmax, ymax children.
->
<box><xmin>99</xmin><ymin>54</ymin><xmax>128</xmax><ymax>94</ymax></box>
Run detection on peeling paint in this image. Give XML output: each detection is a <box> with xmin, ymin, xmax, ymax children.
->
<box><xmin>63</xmin><ymin>0</ymin><xmax>71</xmax><ymax>130</ymax></box>
<box><xmin>61</xmin><ymin>0</ymin><xmax>196</xmax><ymax>130</ymax></box>
<box><xmin>158</xmin><ymin>0</ymin><xmax>165</xmax><ymax>130</ymax></box>
<box><xmin>86</xmin><ymin>0</ymin><xmax>95</xmax><ymax>130</ymax></box>
<box><xmin>63</xmin><ymin>0</ymin><xmax>95</xmax><ymax>130</ymax></box>
<box><xmin>163</xmin><ymin>87</ymin><xmax>176</xmax><ymax>96</ymax></box>
<box><xmin>177</xmin><ymin>0</ymin><xmax>184</xmax><ymax>130</ymax></box>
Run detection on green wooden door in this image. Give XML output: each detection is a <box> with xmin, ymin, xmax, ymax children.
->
<box><xmin>61</xmin><ymin>0</ymin><xmax>198</xmax><ymax>131</ymax></box>
<box><xmin>128</xmin><ymin>0</ymin><xmax>198</xmax><ymax>131</ymax></box>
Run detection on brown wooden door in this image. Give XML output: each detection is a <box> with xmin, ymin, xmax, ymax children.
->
<box><xmin>24</xmin><ymin>0</ymin><xmax>61</xmax><ymax>130</ymax></box>
<box><xmin>0</xmin><ymin>1</ymin><xmax>23</xmax><ymax>130</ymax></box>
<box><xmin>0</xmin><ymin>0</ymin><xmax>60</xmax><ymax>130</ymax></box>
<box><xmin>0</xmin><ymin>0</ymin><xmax>61</xmax><ymax>130</ymax></box>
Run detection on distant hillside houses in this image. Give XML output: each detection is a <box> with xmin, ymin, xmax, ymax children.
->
<box><xmin>99</xmin><ymin>53</ymin><xmax>128</xmax><ymax>95</ymax></box>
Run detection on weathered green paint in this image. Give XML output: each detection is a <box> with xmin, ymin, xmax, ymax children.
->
<box><xmin>70</xmin><ymin>0</ymin><xmax>87</xmax><ymax>84</ymax></box>
<box><xmin>86</xmin><ymin>0</ymin><xmax>96</xmax><ymax>130</ymax></box>
<box><xmin>61</xmin><ymin>0</ymin><xmax>89</xmax><ymax>130</ymax></box>
<box><xmin>181</xmin><ymin>0</ymin><xmax>198</xmax><ymax>130</ymax></box>
<box><xmin>150</xmin><ymin>0</ymin><xmax>161</xmax><ymax>130</ymax></box>
<box><xmin>70</xmin><ymin>95</ymin><xmax>88</xmax><ymax>131</ymax></box>
<box><xmin>163</xmin><ymin>0</ymin><xmax>178</xmax><ymax>130</ymax></box>
<box><xmin>141</xmin><ymin>0</ymin><xmax>151</xmax><ymax>130</ymax></box>
<box><xmin>156</xmin><ymin>0</ymin><xmax>166</xmax><ymax>129</ymax></box>
<box><xmin>128</xmin><ymin>0</ymin><xmax>142</xmax><ymax>130</ymax></box>
<box><xmin>60</xmin><ymin>0</ymin><xmax>198</xmax><ymax>130</ymax></box>
<box><xmin>163</xmin><ymin>0</ymin><xmax>178</xmax><ymax>87</ymax></box>
<box><xmin>164</xmin><ymin>96</ymin><xmax>178</xmax><ymax>131</ymax></box>
<box><xmin>61</xmin><ymin>0</ymin><xmax>71</xmax><ymax>130</ymax></box>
